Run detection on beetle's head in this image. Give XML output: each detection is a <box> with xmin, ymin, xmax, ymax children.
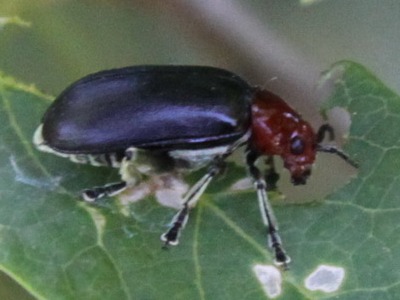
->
<box><xmin>280</xmin><ymin>124</ymin><xmax>317</xmax><ymax>185</ymax></box>
<box><xmin>250</xmin><ymin>90</ymin><xmax>358</xmax><ymax>185</ymax></box>
<box><xmin>250</xmin><ymin>90</ymin><xmax>317</xmax><ymax>185</ymax></box>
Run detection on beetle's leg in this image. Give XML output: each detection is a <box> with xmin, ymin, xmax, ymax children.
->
<box><xmin>82</xmin><ymin>181</ymin><xmax>127</xmax><ymax>202</ymax></box>
<box><xmin>81</xmin><ymin>148</ymin><xmax>139</xmax><ymax>202</ymax></box>
<box><xmin>246</xmin><ymin>151</ymin><xmax>290</xmax><ymax>268</ymax></box>
<box><xmin>161</xmin><ymin>161</ymin><xmax>223</xmax><ymax>247</ymax></box>
<box><xmin>264</xmin><ymin>156</ymin><xmax>279</xmax><ymax>191</ymax></box>
<box><xmin>161</xmin><ymin>138</ymin><xmax>246</xmax><ymax>247</ymax></box>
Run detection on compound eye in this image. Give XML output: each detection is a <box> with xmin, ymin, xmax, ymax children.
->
<box><xmin>290</xmin><ymin>136</ymin><xmax>305</xmax><ymax>155</ymax></box>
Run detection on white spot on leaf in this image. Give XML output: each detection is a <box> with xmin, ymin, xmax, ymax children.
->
<box><xmin>304</xmin><ymin>265</ymin><xmax>345</xmax><ymax>293</ymax></box>
<box><xmin>253</xmin><ymin>264</ymin><xmax>282</xmax><ymax>298</ymax></box>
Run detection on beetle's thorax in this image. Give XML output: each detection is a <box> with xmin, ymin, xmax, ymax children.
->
<box><xmin>249</xmin><ymin>89</ymin><xmax>317</xmax><ymax>184</ymax></box>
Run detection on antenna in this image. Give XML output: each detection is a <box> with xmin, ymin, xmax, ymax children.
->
<box><xmin>316</xmin><ymin>124</ymin><xmax>358</xmax><ymax>168</ymax></box>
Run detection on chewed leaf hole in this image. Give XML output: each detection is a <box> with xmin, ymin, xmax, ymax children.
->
<box><xmin>252</xmin><ymin>264</ymin><xmax>282</xmax><ymax>298</ymax></box>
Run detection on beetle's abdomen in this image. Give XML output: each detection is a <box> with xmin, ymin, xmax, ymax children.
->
<box><xmin>41</xmin><ymin>66</ymin><xmax>254</xmax><ymax>154</ymax></box>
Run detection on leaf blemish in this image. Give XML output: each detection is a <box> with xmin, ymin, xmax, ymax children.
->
<box><xmin>304</xmin><ymin>265</ymin><xmax>345</xmax><ymax>293</ymax></box>
<box><xmin>252</xmin><ymin>264</ymin><xmax>282</xmax><ymax>298</ymax></box>
<box><xmin>9</xmin><ymin>155</ymin><xmax>61</xmax><ymax>190</ymax></box>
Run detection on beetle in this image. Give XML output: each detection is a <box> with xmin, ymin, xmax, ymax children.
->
<box><xmin>33</xmin><ymin>65</ymin><xmax>357</xmax><ymax>267</ymax></box>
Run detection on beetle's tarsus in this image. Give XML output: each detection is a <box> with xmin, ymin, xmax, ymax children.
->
<box><xmin>161</xmin><ymin>204</ymin><xmax>188</xmax><ymax>247</ymax></box>
<box><xmin>268</xmin><ymin>229</ymin><xmax>291</xmax><ymax>269</ymax></box>
<box><xmin>273</xmin><ymin>246</ymin><xmax>291</xmax><ymax>270</ymax></box>
<box><xmin>82</xmin><ymin>188</ymin><xmax>103</xmax><ymax>202</ymax></box>
<box><xmin>161</xmin><ymin>229</ymin><xmax>180</xmax><ymax>247</ymax></box>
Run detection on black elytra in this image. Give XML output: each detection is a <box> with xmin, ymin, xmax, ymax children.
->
<box><xmin>40</xmin><ymin>66</ymin><xmax>254</xmax><ymax>154</ymax></box>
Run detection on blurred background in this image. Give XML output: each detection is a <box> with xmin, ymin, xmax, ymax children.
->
<box><xmin>2</xmin><ymin>1</ymin><xmax>399</xmax><ymax>110</ymax></box>
<box><xmin>0</xmin><ymin>0</ymin><xmax>399</xmax><ymax>297</ymax></box>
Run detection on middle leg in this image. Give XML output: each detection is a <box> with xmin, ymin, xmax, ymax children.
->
<box><xmin>161</xmin><ymin>159</ymin><xmax>224</xmax><ymax>246</ymax></box>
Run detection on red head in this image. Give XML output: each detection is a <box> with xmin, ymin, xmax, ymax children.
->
<box><xmin>250</xmin><ymin>90</ymin><xmax>317</xmax><ymax>185</ymax></box>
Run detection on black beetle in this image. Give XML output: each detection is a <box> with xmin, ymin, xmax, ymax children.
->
<box><xmin>33</xmin><ymin>65</ymin><xmax>356</xmax><ymax>267</ymax></box>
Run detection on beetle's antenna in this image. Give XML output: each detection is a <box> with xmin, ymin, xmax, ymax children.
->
<box><xmin>316</xmin><ymin>124</ymin><xmax>335</xmax><ymax>143</ymax></box>
<box><xmin>316</xmin><ymin>145</ymin><xmax>358</xmax><ymax>168</ymax></box>
<box><xmin>316</xmin><ymin>124</ymin><xmax>358</xmax><ymax>168</ymax></box>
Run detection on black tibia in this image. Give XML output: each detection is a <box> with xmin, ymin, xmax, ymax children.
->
<box><xmin>246</xmin><ymin>151</ymin><xmax>291</xmax><ymax>267</ymax></box>
<box><xmin>82</xmin><ymin>181</ymin><xmax>127</xmax><ymax>202</ymax></box>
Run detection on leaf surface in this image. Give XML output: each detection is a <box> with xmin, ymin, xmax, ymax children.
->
<box><xmin>1</xmin><ymin>61</ymin><xmax>399</xmax><ymax>299</ymax></box>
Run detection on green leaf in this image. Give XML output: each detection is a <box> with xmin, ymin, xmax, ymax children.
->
<box><xmin>1</xmin><ymin>61</ymin><xmax>399</xmax><ymax>299</ymax></box>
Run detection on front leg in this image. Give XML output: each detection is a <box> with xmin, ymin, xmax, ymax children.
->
<box><xmin>246</xmin><ymin>151</ymin><xmax>290</xmax><ymax>268</ymax></box>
